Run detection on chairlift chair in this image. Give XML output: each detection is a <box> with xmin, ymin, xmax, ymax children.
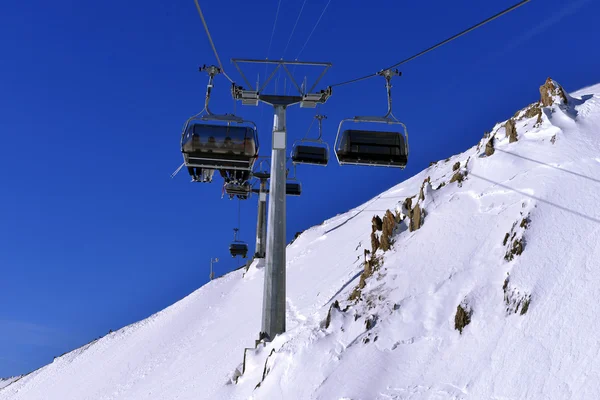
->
<box><xmin>291</xmin><ymin>115</ymin><xmax>330</xmax><ymax>166</ymax></box>
<box><xmin>180</xmin><ymin>65</ymin><xmax>260</xmax><ymax>177</ymax></box>
<box><xmin>181</xmin><ymin>115</ymin><xmax>259</xmax><ymax>171</ymax></box>
<box><xmin>285</xmin><ymin>163</ymin><xmax>302</xmax><ymax>196</ymax></box>
<box><xmin>224</xmin><ymin>181</ymin><xmax>252</xmax><ymax>200</ymax></box>
<box><xmin>285</xmin><ymin>182</ymin><xmax>302</xmax><ymax>196</ymax></box>
<box><xmin>229</xmin><ymin>228</ymin><xmax>248</xmax><ymax>258</ymax></box>
<box><xmin>335</xmin><ymin>69</ymin><xmax>409</xmax><ymax>168</ymax></box>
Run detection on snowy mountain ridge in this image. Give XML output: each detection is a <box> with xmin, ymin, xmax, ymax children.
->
<box><xmin>0</xmin><ymin>376</ymin><xmax>22</xmax><ymax>391</ymax></box>
<box><xmin>2</xmin><ymin>78</ymin><xmax>600</xmax><ymax>400</ymax></box>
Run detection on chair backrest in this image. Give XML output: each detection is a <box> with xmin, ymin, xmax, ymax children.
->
<box><xmin>185</xmin><ymin>123</ymin><xmax>257</xmax><ymax>156</ymax></box>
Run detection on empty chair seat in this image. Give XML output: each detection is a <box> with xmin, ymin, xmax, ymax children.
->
<box><xmin>285</xmin><ymin>182</ymin><xmax>302</xmax><ymax>196</ymax></box>
<box><xmin>181</xmin><ymin>123</ymin><xmax>258</xmax><ymax>170</ymax></box>
<box><xmin>229</xmin><ymin>242</ymin><xmax>248</xmax><ymax>258</ymax></box>
<box><xmin>336</xmin><ymin>129</ymin><xmax>407</xmax><ymax>167</ymax></box>
<box><xmin>291</xmin><ymin>145</ymin><xmax>329</xmax><ymax>166</ymax></box>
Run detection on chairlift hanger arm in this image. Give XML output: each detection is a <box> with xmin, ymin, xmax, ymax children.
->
<box><xmin>328</xmin><ymin>0</ymin><xmax>531</xmax><ymax>89</ymax></box>
<box><xmin>232</xmin><ymin>58</ymin><xmax>332</xmax><ymax>67</ymax></box>
<box><xmin>230</xmin><ymin>58</ymin><xmax>333</xmax><ymax>104</ymax></box>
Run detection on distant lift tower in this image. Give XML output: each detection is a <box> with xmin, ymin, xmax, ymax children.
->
<box><xmin>209</xmin><ymin>257</ymin><xmax>219</xmax><ymax>280</ymax></box>
<box><xmin>253</xmin><ymin>171</ymin><xmax>269</xmax><ymax>259</ymax></box>
<box><xmin>232</xmin><ymin>59</ymin><xmax>332</xmax><ymax>341</ymax></box>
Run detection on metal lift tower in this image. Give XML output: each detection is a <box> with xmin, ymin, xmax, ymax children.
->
<box><xmin>232</xmin><ymin>59</ymin><xmax>331</xmax><ymax>341</ymax></box>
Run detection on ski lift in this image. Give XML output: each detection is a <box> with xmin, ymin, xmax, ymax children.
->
<box><xmin>285</xmin><ymin>164</ymin><xmax>302</xmax><ymax>196</ymax></box>
<box><xmin>286</xmin><ymin>182</ymin><xmax>302</xmax><ymax>196</ymax></box>
<box><xmin>229</xmin><ymin>228</ymin><xmax>248</xmax><ymax>258</ymax></box>
<box><xmin>291</xmin><ymin>115</ymin><xmax>329</xmax><ymax>166</ymax></box>
<box><xmin>335</xmin><ymin>69</ymin><xmax>408</xmax><ymax>168</ymax></box>
<box><xmin>224</xmin><ymin>181</ymin><xmax>252</xmax><ymax>200</ymax></box>
<box><xmin>180</xmin><ymin>66</ymin><xmax>260</xmax><ymax>177</ymax></box>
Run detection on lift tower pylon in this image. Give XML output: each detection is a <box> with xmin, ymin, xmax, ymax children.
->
<box><xmin>232</xmin><ymin>58</ymin><xmax>332</xmax><ymax>342</ymax></box>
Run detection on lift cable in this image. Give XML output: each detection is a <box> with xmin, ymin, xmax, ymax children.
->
<box><xmin>282</xmin><ymin>0</ymin><xmax>309</xmax><ymax>58</ymax></box>
<box><xmin>238</xmin><ymin>197</ymin><xmax>241</xmax><ymax>231</ymax></box>
<box><xmin>328</xmin><ymin>0</ymin><xmax>532</xmax><ymax>88</ymax></box>
<box><xmin>295</xmin><ymin>0</ymin><xmax>333</xmax><ymax>60</ymax></box>
<box><xmin>193</xmin><ymin>0</ymin><xmax>234</xmax><ymax>83</ymax></box>
<box><xmin>285</xmin><ymin>0</ymin><xmax>332</xmax><ymax>94</ymax></box>
<box><xmin>266</xmin><ymin>0</ymin><xmax>283</xmax><ymax>61</ymax></box>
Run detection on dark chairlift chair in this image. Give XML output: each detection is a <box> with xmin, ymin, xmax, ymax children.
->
<box><xmin>224</xmin><ymin>181</ymin><xmax>252</xmax><ymax>200</ymax></box>
<box><xmin>285</xmin><ymin>164</ymin><xmax>302</xmax><ymax>197</ymax></box>
<box><xmin>181</xmin><ymin>118</ymin><xmax>259</xmax><ymax>172</ymax></box>
<box><xmin>229</xmin><ymin>228</ymin><xmax>248</xmax><ymax>258</ymax></box>
<box><xmin>179</xmin><ymin>65</ymin><xmax>260</xmax><ymax>181</ymax></box>
<box><xmin>291</xmin><ymin>115</ymin><xmax>329</xmax><ymax>166</ymax></box>
<box><xmin>286</xmin><ymin>182</ymin><xmax>302</xmax><ymax>196</ymax></box>
<box><xmin>335</xmin><ymin>69</ymin><xmax>409</xmax><ymax>168</ymax></box>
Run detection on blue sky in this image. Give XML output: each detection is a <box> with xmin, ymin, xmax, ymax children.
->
<box><xmin>1</xmin><ymin>0</ymin><xmax>598</xmax><ymax>377</ymax></box>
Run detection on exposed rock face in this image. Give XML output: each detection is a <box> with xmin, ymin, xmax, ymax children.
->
<box><xmin>505</xmin><ymin>118</ymin><xmax>518</xmax><ymax>143</ymax></box>
<box><xmin>455</xmin><ymin>303</ymin><xmax>472</xmax><ymax>334</ymax></box>
<box><xmin>485</xmin><ymin>136</ymin><xmax>495</xmax><ymax>156</ymax></box>
<box><xmin>503</xmin><ymin>276</ymin><xmax>531</xmax><ymax>316</ymax></box>
<box><xmin>372</xmin><ymin>216</ymin><xmax>383</xmax><ymax>232</ymax></box>
<box><xmin>409</xmin><ymin>204</ymin><xmax>423</xmax><ymax>232</ymax></box>
<box><xmin>380</xmin><ymin>210</ymin><xmax>397</xmax><ymax>251</ymax></box>
<box><xmin>452</xmin><ymin>162</ymin><xmax>461</xmax><ymax>171</ymax></box>
<box><xmin>403</xmin><ymin>197</ymin><xmax>413</xmax><ymax>213</ymax></box>
<box><xmin>324</xmin><ymin>300</ymin><xmax>340</xmax><ymax>329</ymax></box>
<box><xmin>540</xmin><ymin>77</ymin><xmax>568</xmax><ymax>107</ymax></box>
<box><xmin>450</xmin><ymin>171</ymin><xmax>466</xmax><ymax>184</ymax></box>
<box><xmin>371</xmin><ymin>231</ymin><xmax>380</xmax><ymax>254</ymax></box>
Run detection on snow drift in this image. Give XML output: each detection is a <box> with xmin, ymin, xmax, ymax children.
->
<box><xmin>3</xmin><ymin>79</ymin><xmax>600</xmax><ymax>400</ymax></box>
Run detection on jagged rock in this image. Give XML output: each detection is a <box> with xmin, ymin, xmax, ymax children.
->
<box><xmin>540</xmin><ymin>77</ymin><xmax>568</xmax><ymax>107</ymax></box>
<box><xmin>455</xmin><ymin>303</ymin><xmax>472</xmax><ymax>334</ymax></box>
<box><xmin>505</xmin><ymin>118</ymin><xmax>518</xmax><ymax>143</ymax></box>
<box><xmin>452</xmin><ymin>161</ymin><xmax>461</xmax><ymax>171</ymax></box>
<box><xmin>372</xmin><ymin>216</ymin><xmax>383</xmax><ymax>232</ymax></box>
<box><xmin>485</xmin><ymin>136</ymin><xmax>495</xmax><ymax>156</ymax></box>
<box><xmin>502</xmin><ymin>232</ymin><xmax>510</xmax><ymax>246</ymax></box>
<box><xmin>381</xmin><ymin>210</ymin><xmax>397</xmax><ymax>251</ymax></box>
<box><xmin>436</xmin><ymin>182</ymin><xmax>446</xmax><ymax>190</ymax></box>
<box><xmin>403</xmin><ymin>197</ymin><xmax>413</xmax><ymax>212</ymax></box>
<box><xmin>525</xmin><ymin>104</ymin><xmax>542</xmax><ymax>119</ymax></box>
<box><xmin>503</xmin><ymin>276</ymin><xmax>532</xmax><ymax>316</ymax></box>
<box><xmin>505</xmin><ymin>238</ymin><xmax>524</xmax><ymax>261</ymax></box>
<box><xmin>450</xmin><ymin>171</ymin><xmax>465</xmax><ymax>184</ymax></box>
<box><xmin>365</xmin><ymin>315</ymin><xmax>377</xmax><ymax>330</ymax></box>
<box><xmin>325</xmin><ymin>300</ymin><xmax>340</xmax><ymax>329</ymax></box>
<box><xmin>409</xmin><ymin>204</ymin><xmax>423</xmax><ymax>232</ymax></box>
<box><xmin>371</xmin><ymin>231</ymin><xmax>380</xmax><ymax>254</ymax></box>
<box><xmin>349</xmin><ymin>254</ymin><xmax>382</xmax><ymax>301</ymax></box>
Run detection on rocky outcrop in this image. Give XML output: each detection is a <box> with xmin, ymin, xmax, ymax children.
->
<box><xmin>409</xmin><ymin>204</ymin><xmax>423</xmax><ymax>232</ymax></box>
<box><xmin>540</xmin><ymin>77</ymin><xmax>568</xmax><ymax>107</ymax></box>
<box><xmin>503</xmin><ymin>215</ymin><xmax>530</xmax><ymax>262</ymax></box>
<box><xmin>503</xmin><ymin>276</ymin><xmax>531</xmax><ymax>316</ymax></box>
<box><xmin>485</xmin><ymin>136</ymin><xmax>495</xmax><ymax>156</ymax></box>
<box><xmin>505</xmin><ymin>118</ymin><xmax>518</xmax><ymax>143</ymax></box>
<box><xmin>380</xmin><ymin>210</ymin><xmax>397</xmax><ymax>251</ymax></box>
<box><xmin>371</xmin><ymin>216</ymin><xmax>382</xmax><ymax>253</ymax></box>
<box><xmin>455</xmin><ymin>301</ymin><xmax>472</xmax><ymax>334</ymax></box>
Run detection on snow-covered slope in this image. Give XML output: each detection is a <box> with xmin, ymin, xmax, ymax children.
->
<box><xmin>0</xmin><ymin>377</ymin><xmax>21</xmax><ymax>390</ymax></box>
<box><xmin>3</xmin><ymin>80</ymin><xmax>600</xmax><ymax>400</ymax></box>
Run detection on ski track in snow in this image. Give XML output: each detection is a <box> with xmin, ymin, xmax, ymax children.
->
<box><xmin>3</xmin><ymin>85</ymin><xmax>600</xmax><ymax>400</ymax></box>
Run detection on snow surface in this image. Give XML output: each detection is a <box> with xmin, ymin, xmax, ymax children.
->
<box><xmin>0</xmin><ymin>377</ymin><xmax>21</xmax><ymax>390</ymax></box>
<box><xmin>2</xmin><ymin>82</ymin><xmax>600</xmax><ymax>400</ymax></box>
